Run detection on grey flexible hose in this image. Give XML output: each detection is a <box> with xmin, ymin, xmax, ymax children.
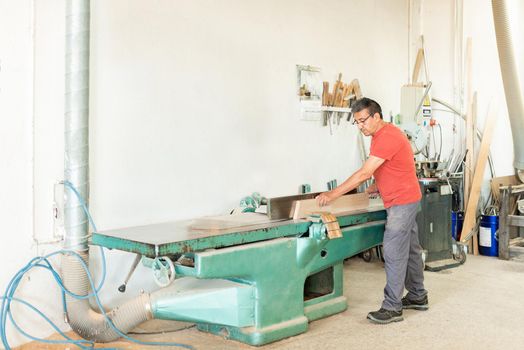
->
<box><xmin>61</xmin><ymin>252</ymin><xmax>152</xmax><ymax>342</ymax></box>
<box><xmin>492</xmin><ymin>0</ymin><xmax>524</xmax><ymax>173</ymax></box>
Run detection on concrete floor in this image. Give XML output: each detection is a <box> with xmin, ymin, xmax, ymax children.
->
<box><xmin>17</xmin><ymin>254</ymin><xmax>524</xmax><ymax>350</ymax></box>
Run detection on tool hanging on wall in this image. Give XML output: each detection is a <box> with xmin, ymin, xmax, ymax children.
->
<box><xmin>321</xmin><ymin>74</ymin><xmax>362</xmax><ymax>109</ymax></box>
<box><xmin>321</xmin><ymin>74</ymin><xmax>363</xmax><ymax>133</ymax></box>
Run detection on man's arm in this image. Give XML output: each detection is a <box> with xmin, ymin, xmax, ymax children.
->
<box><xmin>316</xmin><ymin>155</ymin><xmax>385</xmax><ymax>206</ymax></box>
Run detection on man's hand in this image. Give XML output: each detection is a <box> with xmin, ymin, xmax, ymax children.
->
<box><xmin>365</xmin><ymin>183</ymin><xmax>380</xmax><ymax>199</ymax></box>
<box><xmin>316</xmin><ymin>191</ymin><xmax>335</xmax><ymax>207</ymax></box>
<box><xmin>365</xmin><ymin>183</ymin><xmax>378</xmax><ymax>194</ymax></box>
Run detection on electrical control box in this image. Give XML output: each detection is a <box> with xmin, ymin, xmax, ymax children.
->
<box><xmin>400</xmin><ymin>85</ymin><xmax>432</xmax><ymax>126</ymax></box>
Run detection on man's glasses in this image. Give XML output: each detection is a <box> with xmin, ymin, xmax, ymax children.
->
<box><xmin>352</xmin><ymin>113</ymin><xmax>373</xmax><ymax>125</ymax></box>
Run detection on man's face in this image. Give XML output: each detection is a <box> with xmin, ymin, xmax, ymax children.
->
<box><xmin>353</xmin><ymin>109</ymin><xmax>381</xmax><ymax>136</ymax></box>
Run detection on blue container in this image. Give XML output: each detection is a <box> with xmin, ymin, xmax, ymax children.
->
<box><xmin>479</xmin><ymin>215</ymin><xmax>499</xmax><ymax>257</ymax></box>
<box><xmin>451</xmin><ymin>211</ymin><xmax>464</xmax><ymax>241</ymax></box>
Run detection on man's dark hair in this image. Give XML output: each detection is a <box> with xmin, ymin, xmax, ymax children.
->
<box><xmin>351</xmin><ymin>97</ymin><xmax>383</xmax><ymax>119</ymax></box>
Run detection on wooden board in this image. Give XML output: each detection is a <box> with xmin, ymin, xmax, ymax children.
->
<box><xmin>412</xmin><ymin>48</ymin><xmax>425</xmax><ymax>84</ymax></box>
<box><xmin>267</xmin><ymin>192</ymin><xmax>322</xmax><ymax>220</ymax></box>
<box><xmin>464</xmin><ymin>39</ymin><xmax>474</xmax><ymax>207</ymax></box>
<box><xmin>464</xmin><ymin>109</ymin><xmax>472</xmax><ymax>206</ymax></box>
<box><xmin>292</xmin><ymin>192</ymin><xmax>371</xmax><ymax>220</ymax></box>
<box><xmin>471</xmin><ymin>92</ymin><xmax>478</xmax><ymax>165</ymax></box>
<box><xmin>460</xmin><ymin>101</ymin><xmax>498</xmax><ymax>254</ymax></box>
<box><xmin>189</xmin><ymin>213</ymin><xmax>274</xmax><ymax>230</ymax></box>
<box><xmin>350</xmin><ymin>78</ymin><xmax>363</xmax><ymax>99</ymax></box>
<box><xmin>491</xmin><ymin>175</ymin><xmax>521</xmax><ymax>202</ymax></box>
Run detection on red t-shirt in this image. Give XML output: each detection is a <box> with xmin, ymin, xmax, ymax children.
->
<box><xmin>370</xmin><ymin>123</ymin><xmax>421</xmax><ymax>208</ymax></box>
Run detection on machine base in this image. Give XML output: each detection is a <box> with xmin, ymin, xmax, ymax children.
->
<box><xmin>198</xmin><ymin>317</ymin><xmax>308</xmax><ymax>346</ymax></box>
<box><xmin>197</xmin><ymin>295</ymin><xmax>348</xmax><ymax>346</ymax></box>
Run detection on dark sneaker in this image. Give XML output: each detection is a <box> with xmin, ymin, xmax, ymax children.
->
<box><xmin>401</xmin><ymin>295</ymin><xmax>429</xmax><ymax>311</ymax></box>
<box><xmin>367</xmin><ymin>308</ymin><xmax>403</xmax><ymax>324</ymax></box>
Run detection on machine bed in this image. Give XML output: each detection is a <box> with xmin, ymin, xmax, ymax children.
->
<box><xmin>91</xmin><ymin>208</ymin><xmax>385</xmax><ymax>257</ymax></box>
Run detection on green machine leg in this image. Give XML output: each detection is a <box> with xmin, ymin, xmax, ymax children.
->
<box><xmin>161</xmin><ymin>220</ymin><xmax>385</xmax><ymax>346</ymax></box>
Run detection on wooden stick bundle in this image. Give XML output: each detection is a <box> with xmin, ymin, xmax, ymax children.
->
<box><xmin>322</xmin><ymin>74</ymin><xmax>362</xmax><ymax>108</ymax></box>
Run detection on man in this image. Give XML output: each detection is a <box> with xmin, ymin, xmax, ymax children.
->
<box><xmin>316</xmin><ymin>97</ymin><xmax>428</xmax><ymax>324</ymax></box>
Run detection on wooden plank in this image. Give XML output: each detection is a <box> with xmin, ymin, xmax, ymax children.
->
<box><xmin>468</xmin><ymin>94</ymin><xmax>477</xmax><ymax>251</ymax></box>
<box><xmin>267</xmin><ymin>192</ymin><xmax>321</xmax><ymax>220</ymax></box>
<box><xmin>411</xmin><ymin>48</ymin><xmax>425</xmax><ymax>84</ymax></box>
<box><xmin>460</xmin><ymin>101</ymin><xmax>499</xmax><ymax>254</ymax></box>
<box><xmin>464</xmin><ymin>39</ymin><xmax>473</xmax><ymax>206</ymax></box>
<box><xmin>322</xmin><ymin>81</ymin><xmax>329</xmax><ymax>106</ymax></box>
<box><xmin>292</xmin><ymin>192</ymin><xmax>370</xmax><ymax>220</ymax></box>
<box><xmin>319</xmin><ymin>212</ymin><xmax>343</xmax><ymax>239</ymax></box>
<box><xmin>464</xmin><ymin>108</ymin><xmax>472</xmax><ymax>206</ymax></box>
<box><xmin>190</xmin><ymin>213</ymin><xmax>274</xmax><ymax>230</ymax></box>
<box><xmin>499</xmin><ymin>187</ymin><xmax>509</xmax><ymax>259</ymax></box>
<box><xmin>351</xmin><ymin>79</ymin><xmax>363</xmax><ymax>99</ymax></box>
<box><xmin>499</xmin><ymin>183</ymin><xmax>524</xmax><ymax>192</ymax></box>
<box><xmin>471</xmin><ymin>92</ymin><xmax>478</xmax><ymax>166</ymax></box>
<box><xmin>330</xmin><ymin>73</ymin><xmax>342</xmax><ymax>106</ymax></box>
<box><xmin>491</xmin><ymin>175</ymin><xmax>520</xmax><ymax>202</ymax></box>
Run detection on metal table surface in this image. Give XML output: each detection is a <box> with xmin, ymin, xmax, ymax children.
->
<box><xmin>91</xmin><ymin>208</ymin><xmax>386</xmax><ymax>257</ymax></box>
<box><xmin>95</xmin><ymin>213</ymin><xmax>292</xmax><ymax>246</ymax></box>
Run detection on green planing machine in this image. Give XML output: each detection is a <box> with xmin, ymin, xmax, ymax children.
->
<box><xmin>91</xmin><ymin>196</ymin><xmax>386</xmax><ymax>346</ymax></box>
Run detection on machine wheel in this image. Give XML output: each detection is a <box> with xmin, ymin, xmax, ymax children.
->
<box><xmin>152</xmin><ymin>256</ymin><xmax>176</xmax><ymax>287</ymax></box>
<box><xmin>360</xmin><ymin>249</ymin><xmax>373</xmax><ymax>262</ymax></box>
<box><xmin>375</xmin><ymin>245</ymin><xmax>385</xmax><ymax>263</ymax></box>
<box><xmin>457</xmin><ymin>250</ymin><xmax>467</xmax><ymax>264</ymax></box>
<box><xmin>452</xmin><ymin>243</ymin><xmax>467</xmax><ymax>264</ymax></box>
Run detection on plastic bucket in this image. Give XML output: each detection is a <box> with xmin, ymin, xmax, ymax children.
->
<box><xmin>451</xmin><ymin>211</ymin><xmax>464</xmax><ymax>241</ymax></box>
<box><xmin>479</xmin><ymin>215</ymin><xmax>499</xmax><ymax>257</ymax></box>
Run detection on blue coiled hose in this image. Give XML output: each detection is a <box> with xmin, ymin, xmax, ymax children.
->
<box><xmin>0</xmin><ymin>181</ymin><xmax>193</xmax><ymax>350</ymax></box>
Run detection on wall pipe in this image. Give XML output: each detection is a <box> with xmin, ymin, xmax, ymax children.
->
<box><xmin>492</xmin><ymin>0</ymin><xmax>524</xmax><ymax>181</ymax></box>
<box><xmin>61</xmin><ymin>0</ymin><xmax>153</xmax><ymax>342</ymax></box>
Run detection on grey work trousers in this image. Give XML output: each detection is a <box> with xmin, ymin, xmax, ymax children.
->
<box><xmin>381</xmin><ymin>201</ymin><xmax>427</xmax><ymax>311</ymax></box>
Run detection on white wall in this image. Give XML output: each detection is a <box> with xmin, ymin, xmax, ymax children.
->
<box><xmin>1</xmin><ymin>0</ymin><xmax>409</xmax><ymax>346</ymax></box>
<box><xmin>88</xmin><ymin>0</ymin><xmax>409</xmax><ymax>229</ymax></box>
<box><xmin>0</xmin><ymin>0</ymin><xmax>67</xmax><ymax>347</ymax></box>
<box><xmin>89</xmin><ymin>0</ymin><xmax>410</xmax><ymax>309</ymax></box>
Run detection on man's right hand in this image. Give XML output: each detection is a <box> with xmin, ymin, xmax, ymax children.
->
<box><xmin>316</xmin><ymin>192</ymin><xmax>335</xmax><ymax>207</ymax></box>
